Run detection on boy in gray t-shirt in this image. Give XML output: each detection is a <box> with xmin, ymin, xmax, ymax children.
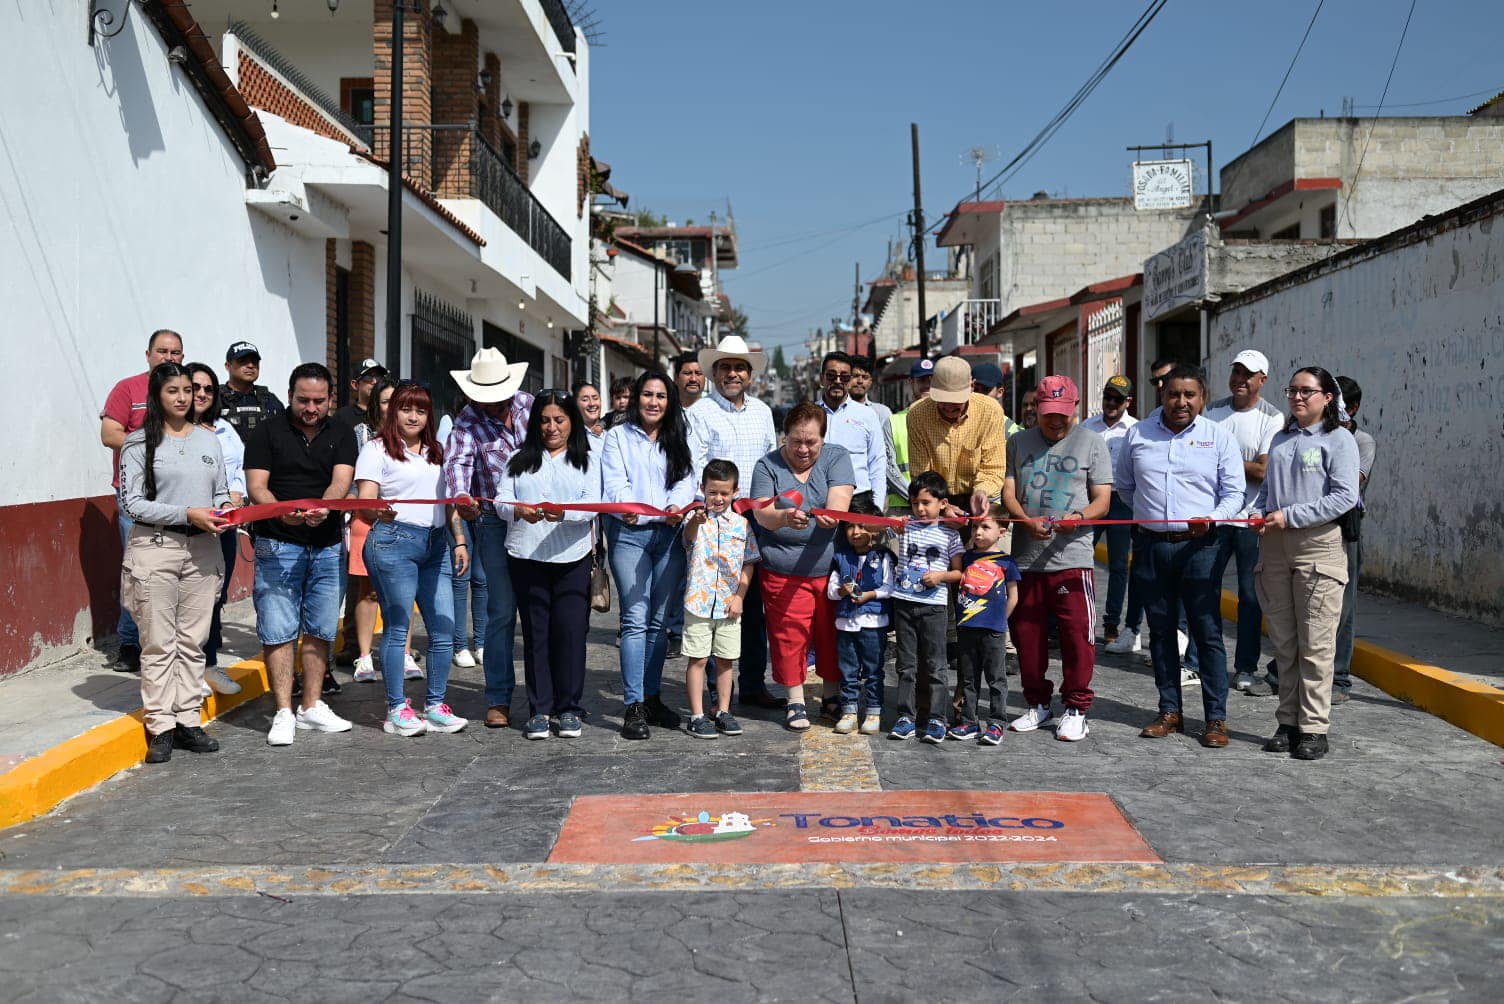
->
<box><xmin>1001</xmin><ymin>376</ymin><xmax>1112</xmax><ymax>742</ymax></box>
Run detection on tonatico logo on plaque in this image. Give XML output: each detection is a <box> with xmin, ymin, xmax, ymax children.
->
<box><xmin>549</xmin><ymin>791</ymin><xmax>1159</xmax><ymax>864</ymax></box>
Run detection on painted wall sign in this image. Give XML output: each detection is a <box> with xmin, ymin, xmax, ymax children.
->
<box><xmin>1133</xmin><ymin>158</ymin><xmax>1195</xmax><ymax>210</ymax></box>
<box><xmin>1143</xmin><ymin>231</ymin><xmax>1207</xmax><ymax>321</ymax></box>
<box><xmin>549</xmin><ymin>790</ymin><xmax>1159</xmax><ymax>864</ymax></box>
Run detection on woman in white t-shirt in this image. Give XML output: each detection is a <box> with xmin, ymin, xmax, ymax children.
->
<box><xmin>355</xmin><ymin>382</ymin><xmax>470</xmax><ymax>737</ymax></box>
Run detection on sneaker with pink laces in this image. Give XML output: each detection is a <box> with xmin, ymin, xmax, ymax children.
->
<box><xmin>383</xmin><ymin>700</ymin><xmax>427</xmax><ymax>737</ymax></box>
<box><xmin>423</xmin><ymin>703</ymin><xmax>468</xmax><ymax>734</ymax></box>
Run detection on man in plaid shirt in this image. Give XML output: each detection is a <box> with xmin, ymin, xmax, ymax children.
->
<box><xmin>443</xmin><ymin>349</ymin><xmax>534</xmax><ymax>729</ymax></box>
<box><xmin>688</xmin><ymin>336</ymin><xmax>783</xmax><ymax>709</ymax></box>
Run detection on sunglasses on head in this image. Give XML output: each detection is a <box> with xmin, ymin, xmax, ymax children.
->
<box><xmin>396</xmin><ymin>378</ymin><xmax>431</xmax><ymax>390</ymax></box>
<box><xmin>539</xmin><ymin>388</ymin><xmax>574</xmax><ymax>400</ymax></box>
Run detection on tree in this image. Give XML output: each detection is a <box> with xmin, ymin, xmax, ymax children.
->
<box><xmin>631</xmin><ymin>208</ymin><xmax>668</xmax><ymax>228</ymax></box>
<box><xmin>771</xmin><ymin>345</ymin><xmax>788</xmax><ymax>377</ymax></box>
<box><xmin>727</xmin><ymin>304</ymin><xmax>750</xmax><ymax>341</ymax></box>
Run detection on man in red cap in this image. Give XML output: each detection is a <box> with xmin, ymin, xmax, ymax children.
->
<box><xmin>1002</xmin><ymin>375</ymin><xmax>1112</xmax><ymax>742</ymax></box>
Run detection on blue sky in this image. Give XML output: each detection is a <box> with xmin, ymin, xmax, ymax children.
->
<box><xmin>589</xmin><ymin>0</ymin><xmax>1503</xmax><ymax>353</ymax></box>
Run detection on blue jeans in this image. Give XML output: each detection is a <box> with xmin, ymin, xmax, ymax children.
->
<box><xmin>1333</xmin><ymin>537</ymin><xmax>1360</xmax><ymax>690</ymax></box>
<box><xmin>204</xmin><ymin>529</ymin><xmax>239</xmax><ymax>666</ymax></box>
<box><xmin>605</xmin><ymin>519</ymin><xmax>685</xmax><ymax>706</ymax></box>
<box><xmin>451</xmin><ymin>519</ymin><xmax>489</xmax><ymax>652</ymax></box>
<box><xmin>251</xmin><ymin>538</ymin><xmax>343</xmax><ymax>645</ymax></box>
<box><xmin>1094</xmin><ymin>493</ymin><xmax>1141</xmax><ymax>633</ymax></box>
<box><xmin>1211</xmin><ymin>524</ymin><xmax>1264</xmax><ymax>676</ymax></box>
<box><xmin>836</xmin><ymin>627</ymin><xmax>886</xmax><ymax>713</ymax></box>
<box><xmin>363</xmin><ymin>521</ymin><xmax>455</xmax><ymax>711</ymax></box>
<box><xmin>116</xmin><ymin>506</ymin><xmax>140</xmax><ymax>647</ymax></box>
<box><xmin>1134</xmin><ymin>532</ymin><xmax>1229</xmax><ymax>721</ymax></box>
<box><xmin>473</xmin><ymin>513</ymin><xmax>518</xmax><ymax>708</ymax></box>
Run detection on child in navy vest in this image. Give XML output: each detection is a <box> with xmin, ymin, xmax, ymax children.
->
<box><xmin>825</xmin><ymin>498</ymin><xmax>895</xmax><ymax>735</ymax></box>
<box><xmin>954</xmin><ymin>505</ymin><xmax>1021</xmax><ymax>745</ymax></box>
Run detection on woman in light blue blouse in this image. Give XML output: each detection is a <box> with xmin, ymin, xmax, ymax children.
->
<box><xmin>599</xmin><ymin>372</ymin><xmax>696</xmax><ymax>740</ymax></box>
<box><xmin>1253</xmin><ymin>366</ymin><xmax>1360</xmax><ymax>762</ymax></box>
<box><xmin>499</xmin><ymin>390</ymin><xmax>601</xmax><ymax>740</ymax></box>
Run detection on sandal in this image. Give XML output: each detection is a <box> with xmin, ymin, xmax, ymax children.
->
<box><xmin>819</xmin><ymin>696</ymin><xmax>841</xmax><ymax>722</ymax></box>
<box><xmin>784</xmin><ymin>702</ymin><xmax>811</xmax><ymax>731</ymax></box>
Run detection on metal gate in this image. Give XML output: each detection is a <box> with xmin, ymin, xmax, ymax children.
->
<box><xmin>411</xmin><ymin>291</ymin><xmax>475</xmax><ymax>420</ymax></box>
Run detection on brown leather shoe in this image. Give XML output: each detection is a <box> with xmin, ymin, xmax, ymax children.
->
<box><xmin>1200</xmin><ymin>719</ymin><xmax>1229</xmax><ymax>748</ymax></box>
<box><xmin>484</xmin><ymin>706</ymin><xmax>510</xmax><ymax>729</ymax></box>
<box><xmin>1139</xmin><ymin>712</ymin><xmax>1183</xmax><ymax>738</ymax></box>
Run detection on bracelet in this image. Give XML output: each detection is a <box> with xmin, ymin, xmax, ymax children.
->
<box><xmin>453</xmin><ymin>542</ymin><xmax>468</xmax><ymax>548</ymax></box>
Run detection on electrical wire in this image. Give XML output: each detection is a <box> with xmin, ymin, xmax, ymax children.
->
<box><xmin>1220</xmin><ymin>0</ymin><xmax>1325</xmax><ymax>203</ymax></box>
<box><xmin>738</xmin><ymin>211</ymin><xmax>906</xmax><ymax>252</ymax></box>
<box><xmin>1352</xmin><ymin>84</ymin><xmax>1500</xmax><ymax>109</ymax></box>
<box><xmin>1341</xmin><ymin>0</ymin><xmax>1419</xmax><ymax>231</ymax></box>
<box><xmin>934</xmin><ymin>0</ymin><xmax>1168</xmax><ymax>224</ymax></box>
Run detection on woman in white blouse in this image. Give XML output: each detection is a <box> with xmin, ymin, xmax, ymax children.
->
<box><xmin>355</xmin><ymin>382</ymin><xmax>470</xmax><ymax>738</ymax></box>
<box><xmin>187</xmin><ymin>363</ymin><xmax>245</xmax><ymax>697</ymax></box>
<box><xmin>498</xmin><ymin>390</ymin><xmax>600</xmax><ymax>740</ymax></box>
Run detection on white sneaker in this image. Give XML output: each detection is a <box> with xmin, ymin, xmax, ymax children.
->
<box><xmin>859</xmin><ymin>713</ymin><xmax>882</xmax><ymax>735</ymax></box>
<box><xmin>1177</xmin><ymin>630</ymin><xmax>1189</xmax><ymax>659</ymax></box>
<box><xmin>295</xmin><ymin>700</ymin><xmax>353</xmax><ymax>733</ymax></box>
<box><xmin>1009</xmin><ymin>704</ymin><xmax>1053</xmax><ymax>733</ymax></box>
<box><xmin>1105</xmin><ymin>629</ymin><xmax>1140</xmax><ymax>654</ymax></box>
<box><xmin>267</xmin><ymin>708</ymin><xmax>296</xmax><ymax>746</ymax></box>
<box><xmin>353</xmin><ymin>655</ymin><xmax>376</xmax><ymax>683</ymax></box>
<box><xmin>1055</xmin><ymin>708</ymin><xmax>1089</xmax><ymax>742</ymax></box>
<box><xmin>200</xmin><ymin>681</ymin><xmax>213</xmax><ymax>697</ymax></box>
<box><xmin>475</xmin><ymin>647</ymin><xmax>484</xmax><ymax>664</ymax></box>
<box><xmin>452</xmin><ymin>648</ymin><xmax>477</xmax><ymax>669</ymax></box>
<box><xmin>205</xmin><ymin>665</ymin><xmax>242</xmax><ymax>695</ymax></box>
<box><xmin>1180</xmin><ymin>667</ymin><xmax>1201</xmax><ymax>687</ymax></box>
<box><xmin>403</xmin><ymin>653</ymin><xmax>425</xmax><ymax>680</ymax></box>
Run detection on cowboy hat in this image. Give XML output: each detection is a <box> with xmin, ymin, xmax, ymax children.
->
<box><xmin>698</xmin><ymin>335</ymin><xmax>767</xmax><ymax>377</ymax></box>
<box><xmin>450</xmin><ymin>347</ymin><xmax>529</xmax><ymax>403</ymax></box>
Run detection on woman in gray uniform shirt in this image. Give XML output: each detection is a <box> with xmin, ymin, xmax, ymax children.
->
<box><xmin>119</xmin><ymin>362</ymin><xmax>233</xmax><ymax>764</ymax></box>
<box><xmin>1253</xmin><ymin>366</ymin><xmax>1359</xmax><ymax>761</ymax></box>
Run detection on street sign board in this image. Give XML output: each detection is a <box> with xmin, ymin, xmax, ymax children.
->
<box><xmin>1133</xmin><ymin>159</ymin><xmax>1194</xmax><ymax>210</ymax></box>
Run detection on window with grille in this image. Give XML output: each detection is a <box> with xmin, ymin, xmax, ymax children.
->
<box><xmin>482</xmin><ymin>321</ymin><xmax>544</xmax><ymax>396</ymax></box>
<box><xmin>411</xmin><ymin>291</ymin><xmax>475</xmax><ymax>420</ymax></box>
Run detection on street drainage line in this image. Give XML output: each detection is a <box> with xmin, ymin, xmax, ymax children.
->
<box><xmin>798</xmin><ymin>721</ymin><xmax>882</xmax><ymax>792</ymax></box>
<box><xmin>2</xmin><ymin>863</ymin><xmax>1502</xmax><ymax>899</ymax></box>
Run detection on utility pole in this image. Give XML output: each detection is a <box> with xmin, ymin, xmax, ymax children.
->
<box><xmin>910</xmin><ymin>123</ymin><xmax>927</xmax><ymax>353</ymax></box>
<box><xmin>852</xmin><ymin>262</ymin><xmax>861</xmax><ymax>344</ymax></box>
<box><xmin>385</xmin><ymin>1</ymin><xmax>407</xmax><ymax>372</ymax></box>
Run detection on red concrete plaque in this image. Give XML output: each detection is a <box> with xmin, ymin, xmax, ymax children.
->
<box><xmin>548</xmin><ymin>790</ymin><xmax>1159</xmax><ymax>864</ymax></box>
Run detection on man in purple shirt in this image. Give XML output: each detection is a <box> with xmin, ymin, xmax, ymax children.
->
<box><xmin>443</xmin><ymin>348</ymin><xmax>534</xmax><ymax>729</ymax></box>
<box><xmin>1116</xmin><ymin>365</ymin><xmax>1245</xmax><ymax>750</ymax></box>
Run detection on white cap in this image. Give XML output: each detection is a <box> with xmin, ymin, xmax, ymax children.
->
<box><xmin>1231</xmin><ymin>349</ymin><xmax>1269</xmax><ymax>375</ymax></box>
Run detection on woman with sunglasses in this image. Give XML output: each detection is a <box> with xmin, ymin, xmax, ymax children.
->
<box><xmin>185</xmin><ymin>363</ymin><xmax>246</xmax><ymax>697</ymax></box>
<box><xmin>1253</xmin><ymin>366</ymin><xmax>1360</xmax><ymax>761</ymax></box>
<box><xmin>497</xmin><ymin>390</ymin><xmax>600</xmax><ymax>739</ymax></box>
<box><xmin>600</xmin><ymin>371</ymin><xmax>696</xmax><ymax>739</ymax></box>
<box><xmin>119</xmin><ymin>362</ymin><xmax>233</xmax><ymax>763</ymax></box>
<box><xmin>355</xmin><ymin>381</ymin><xmax>470</xmax><ymax>737</ymax></box>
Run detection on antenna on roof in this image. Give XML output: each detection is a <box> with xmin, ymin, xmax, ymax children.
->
<box><xmin>962</xmin><ymin>145</ymin><xmax>999</xmax><ymax>202</ymax></box>
<box><xmin>565</xmin><ymin>2</ymin><xmax>605</xmax><ymax>45</ymax></box>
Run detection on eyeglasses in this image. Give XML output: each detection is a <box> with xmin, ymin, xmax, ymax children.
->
<box><xmin>822</xmin><ymin>371</ymin><xmax>851</xmax><ymax>383</ymax></box>
<box><xmin>1102</xmin><ymin>394</ymin><xmax>1126</xmax><ymax>405</ymax></box>
<box><xmin>1284</xmin><ymin>387</ymin><xmax>1324</xmax><ymax>400</ymax></box>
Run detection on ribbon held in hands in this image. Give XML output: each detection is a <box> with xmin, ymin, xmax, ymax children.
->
<box><xmin>216</xmin><ymin>497</ymin><xmax>387</xmax><ymax>528</ymax></box>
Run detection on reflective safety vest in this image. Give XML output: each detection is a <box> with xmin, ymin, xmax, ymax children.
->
<box><xmin>888</xmin><ymin>409</ymin><xmax>909</xmax><ymax>510</ymax></box>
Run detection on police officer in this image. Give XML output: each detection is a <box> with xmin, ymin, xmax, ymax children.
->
<box><xmin>220</xmin><ymin>342</ymin><xmax>285</xmax><ymax>441</ymax></box>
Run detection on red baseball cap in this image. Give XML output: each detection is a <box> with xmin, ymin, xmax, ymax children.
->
<box><xmin>1036</xmin><ymin>375</ymin><xmax>1079</xmax><ymax>416</ymax></box>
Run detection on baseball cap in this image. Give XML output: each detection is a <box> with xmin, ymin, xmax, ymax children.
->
<box><xmin>1103</xmin><ymin>374</ymin><xmax>1134</xmax><ymax>397</ymax></box>
<box><xmin>929</xmin><ymin>357</ymin><xmax>973</xmax><ymax>404</ymax></box>
<box><xmin>1231</xmin><ymin>349</ymin><xmax>1269</xmax><ymax>375</ymax></box>
<box><xmin>1036</xmin><ymin>374</ymin><xmax>1079</xmax><ymax>416</ymax></box>
<box><xmin>225</xmin><ymin>341</ymin><xmax>260</xmax><ymax>362</ymax></box>
<box><xmin>909</xmin><ymin>357</ymin><xmax>936</xmax><ymax>379</ymax></box>
<box><xmin>356</xmin><ymin>357</ymin><xmax>388</xmax><ymax>380</ymax></box>
<box><xmin>970</xmin><ymin>362</ymin><xmax>1005</xmax><ymax>389</ymax></box>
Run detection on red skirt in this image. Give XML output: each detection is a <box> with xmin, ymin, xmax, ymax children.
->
<box><xmin>759</xmin><ymin>568</ymin><xmax>840</xmax><ymax>688</ymax></box>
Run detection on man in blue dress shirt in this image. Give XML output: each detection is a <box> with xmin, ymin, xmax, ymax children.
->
<box><xmin>1116</xmin><ymin>365</ymin><xmax>1245</xmax><ymax>749</ymax></box>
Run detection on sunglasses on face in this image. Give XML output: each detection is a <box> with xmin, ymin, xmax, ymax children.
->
<box><xmin>823</xmin><ymin>371</ymin><xmax>851</xmax><ymax>383</ymax></box>
<box><xmin>1102</xmin><ymin>394</ymin><xmax>1126</xmax><ymax>405</ymax></box>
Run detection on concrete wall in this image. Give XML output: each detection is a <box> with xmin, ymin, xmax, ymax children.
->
<box><xmin>870</xmin><ymin>280</ymin><xmax>971</xmax><ymax>356</ymax></box>
<box><xmin>1207</xmin><ymin>194</ymin><xmax>1504</xmax><ymax>626</ymax></box>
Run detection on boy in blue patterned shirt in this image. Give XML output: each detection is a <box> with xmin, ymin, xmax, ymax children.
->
<box><xmin>826</xmin><ymin>497</ymin><xmax>896</xmax><ymax>736</ymax></box>
<box><xmin>890</xmin><ymin>471</ymin><xmax>963</xmax><ymax>744</ymax></box>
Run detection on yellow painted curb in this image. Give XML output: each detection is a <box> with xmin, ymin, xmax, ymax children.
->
<box><xmin>0</xmin><ymin>660</ymin><xmax>270</xmax><ymax>829</ymax></box>
<box><xmin>1093</xmin><ymin>542</ymin><xmax>1504</xmax><ymax>747</ymax></box>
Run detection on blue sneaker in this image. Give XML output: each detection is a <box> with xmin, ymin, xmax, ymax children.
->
<box><xmin>948</xmin><ymin>722</ymin><xmax>980</xmax><ymax>741</ymax></box>
<box><xmin>888</xmin><ymin>716</ymin><xmax>916</xmax><ymax>741</ymax></box>
<box><xmin>524</xmin><ymin>714</ymin><xmax>550</xmax><ymax>740</ymax></box>
<box><xmin>921</xmin><ymin>718</ymin><xmax>947</xmax><ymax>744</ymax></box>
<box><xmin>980</xmin><ymin>722</ymin><xmax>1005</xmax><ymax>746</ymax></box>
<box><xmin>555</xmin><ymin>712</ymin><xmax>583</xmax><ymax>738</ymax></box>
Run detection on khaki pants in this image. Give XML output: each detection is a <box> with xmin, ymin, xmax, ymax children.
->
<box><xmin>122</xmin><ymin>525</ymin><xmax>224</xmax><ymax>734</ymax></box>
<box><xmin>1254</xmin><ymin>523</ymin><xmax>1346</xmax><ymax>734</ymax></box>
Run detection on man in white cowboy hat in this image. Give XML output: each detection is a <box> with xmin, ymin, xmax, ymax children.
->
<box><xmin>442</xmin><ymin>347</ymin><xmax>534</xmax><ymax>729</ymax></box>
<box><xmin>687</xmin><ymin>334</ymin><xmax>782</xmax><ymax>709</ymax></box>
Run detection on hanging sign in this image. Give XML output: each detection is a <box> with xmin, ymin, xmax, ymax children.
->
<box><xmin>1133</xmin><ymin>159</ymin><xmax>1194</xmax><ymax>210</ymax></box>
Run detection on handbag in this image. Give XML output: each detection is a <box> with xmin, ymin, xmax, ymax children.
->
<box><xmin>590</xmin><ymin>559</ymin><xmax>612</xmax><ymax>612</ymax></box>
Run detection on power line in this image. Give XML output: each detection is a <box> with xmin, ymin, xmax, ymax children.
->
<box><xmin>958</xmin><ymin>0</ymin><xmax>1168</xmax><ymax>214</ymax></box>
<box><xmin>737</xmin><ymin>211</ymin><xmax>905</xmax><ymax>252</ymax></box>
<box><xmin>1221</xmin><ymin>0</ymin><xmax>1325</xmax><ymax>203</ymax></box>
<box><xmin>731</xmin><ymin>216</ymin><xmax>897</xmax><ymax>280</ymax></box>
<box><xmin>1341</xmin><ymin>0</ymin><xmax>1419</xmax><ymax>231</ymax></box>
<box><xmin>1353</xmin><ymin>83</ymin><xmax>1502</xmax><ymax>109</ymax></box>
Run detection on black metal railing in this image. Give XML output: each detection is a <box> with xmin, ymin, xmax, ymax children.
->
<box><xmin>540</xmin><ymin>0</ymin><xmax>577</xmax><ymax>56</ymax></box>
<box><xmin>358</xmin><ymin>124</ymin><xmax>572</xmax><ymax>282</ymax></box>
<box><xmin>473</xmin><ymin>133</ymin><xmax>572</xmax><ymax>281</ymax></box>
<box><xmin>411</xmin><ymin>291</ymin><xmax>475</xmax><ymax>418</ymax></box>
<box><xmin>229</xmin><ymin>20</ymin><xmax>367</xmax><ymax>141</ymax></box>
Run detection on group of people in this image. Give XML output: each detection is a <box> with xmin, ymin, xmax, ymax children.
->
<box><xmin>103</xmin><ymin>324</ymin><xmax>1373</xmax><ymax>764</ymax></box>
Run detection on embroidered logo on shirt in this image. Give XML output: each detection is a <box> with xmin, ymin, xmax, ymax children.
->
<box><xmin>1300</xmin><ymin>447</ymin><xmax>1323</xmax><ymax>471</ymax></box>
